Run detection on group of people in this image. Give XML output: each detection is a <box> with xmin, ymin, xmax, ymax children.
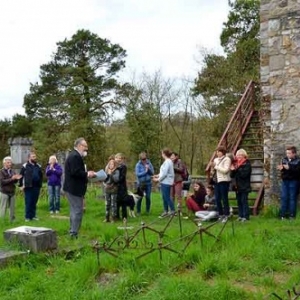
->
<box><xmin>103</xmin><ymin>149</ymin><xmax>186</xmax><ymax>222</ymax></box>
<box><xmin>0</xmin><ymin>141</ymin><xmax>252</xmax><ymax>238</ymax></box>
<box><xmin>185</xmin><ymin>146</ymin><xmax>252</xmax><ymax>223</ymax></box>
<box><xmin>105</xmin><ymin>145</ymin><xmax>299</xmax><ymax>228</ymax></box>
<box><xmin>0</xmin><ymin>138</ymin><xmax>92</xmax><ymax>239</ymax></box>
<box><xmin>0</xmin><ymin>152</ymin><xmax>66</xmax><ymax>223</ymax></box>
<box><xmin>1</xmin><ymin>137</ymin><xmax>297</xmax><ymax>239</ymax></box>
<box><xmin>103</xmin><ymin>152</ymin><xmax>133</xmax><ymax>223</ymax></box>
<box><xmin>0</xmin><ymin>152</ymin><xmax>44</xmax><ymax>223</ymax></box>
<box><xmin>210</xmin><ymin>146</ymin><xmax>252</xmax><ymax>223</ymax></box>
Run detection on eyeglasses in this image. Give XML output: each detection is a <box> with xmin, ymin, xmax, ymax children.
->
<box><xmin>79</xmin><ymin>143</ymin><xmax>88</xmax><ymax>150</ymax></box>
<box><xmin>141</xmin><ymin>158</ymin><xmax>147</xmax><ymax>161</ymax></box>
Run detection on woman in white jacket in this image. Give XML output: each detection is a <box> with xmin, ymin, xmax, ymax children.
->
<box><xmin>153</xmin><ymin>148</ymin><xmax>175</xmax><ymax>218</ymax></box>
<box><xmin>212</xmin><ymin>146</ymin><xmax>232</xmax><ymax>223</ymax></box>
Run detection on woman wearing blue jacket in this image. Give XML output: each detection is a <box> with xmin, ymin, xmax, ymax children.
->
<box><xmin>135</xmin><ymin>152</ymin><xmax>154</xmax><ymax>215</ymax></box>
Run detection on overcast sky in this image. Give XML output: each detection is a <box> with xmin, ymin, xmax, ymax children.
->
<box><xmin>0</xmin><ymin>0</ymin><xmax>229</xmax><ymax>120</ymax></box>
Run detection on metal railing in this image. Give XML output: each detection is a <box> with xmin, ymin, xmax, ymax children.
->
<box><xmin>205</xmin><ymin>80</ymin><xmax>256</xmax><ymax>179</ymax></box>
<box><xmin>204</xmin><ymin>81</ymin><xmax>264</xmax><ymax>214</ymax></box>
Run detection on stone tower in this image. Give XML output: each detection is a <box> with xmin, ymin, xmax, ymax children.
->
<box><xmin>260</xmin><ymin>0</ymin><xmax>300</xmax><ymax>203</ymax></box>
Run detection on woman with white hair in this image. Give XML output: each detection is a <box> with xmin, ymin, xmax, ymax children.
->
<box><xmin>0</xmin><ymin>156</ymin><xmax>22</xmax><ymax>221</ymax></box>
<box><xmin>230</xmin><ymin>149</ymin><xmax>252</xmax><ymax>222</ymax></box>
<box><xmin>46</xmin><ymin>155</ymin><xmax>63</xmax><ymax>214</ymax></box>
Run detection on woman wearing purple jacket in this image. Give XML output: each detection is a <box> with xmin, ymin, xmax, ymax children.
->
<box><xmin>46</xmin><ymin>155</ymin><xmax>63</xmax><ymax>214</ymax></box>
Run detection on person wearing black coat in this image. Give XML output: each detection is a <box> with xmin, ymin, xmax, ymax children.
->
<box><xmin>19</xmin><ymin>152</ymin><xmax>43</xmax><ymax>221</ymax></box>
<box><xmin>63</xmin><ymin>138</ymin><xmax>95</xmax><ymax>238</ymax></box>
<box><xmin>114</xmin><ymin>153</ymin><xmax>128</xmax><ymax>220</ymax></box>
<box><xmin>230</xmin><ymin>149</ymin><xmax>252</xmax><ymax>222</ymax></box>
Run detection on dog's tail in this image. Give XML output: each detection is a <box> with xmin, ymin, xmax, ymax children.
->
<box><xmin>128</xmin><ymin>191</ymin><xmax>142</xmax><ymax>204</ymax></box>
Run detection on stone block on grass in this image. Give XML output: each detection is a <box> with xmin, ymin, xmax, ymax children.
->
<box><xmin>4</xmin><ymin>226</ymin><xmax>57</xmax><ymax>253</ymax></box>
<box><xmin>0</xmin><ymin>250</ymin><xmax>27</xmax><ymax>268</ymax></box>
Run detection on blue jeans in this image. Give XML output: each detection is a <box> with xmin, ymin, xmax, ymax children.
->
<box><xmin>136</xmin><ymin>183</ymin><xmax>152</xmax><ymax>214</ymax></box>
<box><xmin>160</xmin><ymin>183</ymin><xmax>175</xmax><ymax>213</ymax></box>
<box><xmin>48</xmin><ymin>185</ymin><xmax>61</xmax><ymax>212</ymax></box>
<box><xmin>215</xmin><ymin>181</ymin><xmax>230</xmax><ymax>216</ymax></box>
<box><xmin>237</xmin><ymin>191</ymin><xmax>250</xmax><ymax>219</ymax></box>
<box><xmin>24</xmin><ymin>187</ymin><xmax>41</xmax><ymax>219</ymax></box>
<box><xmin>280</xmin><ymin>180</ymin><xmax>299</xmax><ymax>218</ymax></box>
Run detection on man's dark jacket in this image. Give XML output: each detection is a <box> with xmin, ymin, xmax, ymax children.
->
<box><xmin>281</xmin><ymin>156</ymin><xmax>300</xmax><ymax>180</ymax></box>
<box><xmin>19</xmin><ymin>162</ymin><xmax>43</xmax><ymax>188</ymax></box>
<box><xmin>0</xmin><ymin>168</ymin><xmax>18</xmax><ymax>195</ymax></box>
<box><xmin>63</xmin><ymin>149</ymin><xmax>88</xmax><ymax>197</ymax></box>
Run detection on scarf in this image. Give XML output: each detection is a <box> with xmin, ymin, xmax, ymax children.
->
<box><xmin>236</xmin><ymin>157</ymin><xmax>247</xmax><ymax>168</ymax></box>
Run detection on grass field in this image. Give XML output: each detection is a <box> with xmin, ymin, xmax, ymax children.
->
<box><xmin>0</xmin><ymin>184</ymin><xmax>299</xmax><ymax>300</ymax></box>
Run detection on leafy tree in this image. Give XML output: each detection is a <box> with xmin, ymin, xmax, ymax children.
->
<box><xmin>0</xmin><ymin>119</ymin><xmax>12</xmax><ymax>159</ymax></box>
<box><xmin>23</xmin><ymin>29</ymin><xmax>127</xmax><ymax>168</ymax></box>
<box><xmin>192</xmin><ymin>0</ymin><xmax>259</xmax><ymax>134</ymax></box>
<box><xmin>0</xmin><ymin>115</ymin><xmax>34</xmax><ymax>160</ymax></box>
<box><xmin>221</xmin><ymin>0</ymin><xmax>260</xmax><ymax>81</ymax></box>
<box><xmin>221</xmin><ymin>0</ymin><xmax>260</xmax><ymax>55</ymax></box>
<box><xmin>10</xmin><ymin>114</ymin><xmax>33</xmax><ymax>138</ymax></box>
<box><xmin>124</xmin><ymin>75</ymin><xmax>164</xmax><ymax>170</ymax></box>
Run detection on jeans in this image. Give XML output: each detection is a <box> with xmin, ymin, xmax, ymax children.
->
<box><xmin>48</xmin><ymin>185</ymin><xmax>61</xmax><ymax>212</ymax></box>
<box><xmin>136</xmin><ymin>183</ymin><xmax>152</xmax><ymax>214</ymax></box>
<box><xmin>161</xmin><ymin>183</ymin><xmax>175</xmax><ymax>213</ymax></box>
<box><xmin>236</xmin><ymin>191</ymin><xmax>250</xmax><ymax>219</ymax></box>
<box><xmin>186</xmin><ymin>197</ymin><xmax>201</xmax><ymax>212</ymax></box>
<box><xmin>24</xmin><ymin>187</ymin><xmax>41</xmax><ymax>220</ymax></box>
<box><xmin>215</xmin><ymin>181</ymin><xmax>230</xmax><ymax>216</ymax></box>
<box><xmin>280</xmin><ymin>180</ymin><xmax>299</xmax><ymax>218</ymax></box>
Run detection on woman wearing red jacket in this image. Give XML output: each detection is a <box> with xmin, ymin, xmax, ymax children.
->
<box><xmin>186</xmin><ymin>181</ymin><xmax>206</xmax><ymax>213</ymax></box>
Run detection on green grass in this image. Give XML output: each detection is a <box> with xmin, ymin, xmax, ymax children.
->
<box><xmin>0</xmin><ymin>184</ymin><xmax>299</xmax><ymax>299</ymax></box>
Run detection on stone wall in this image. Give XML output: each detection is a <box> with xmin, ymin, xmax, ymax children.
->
<box><xmin>260</xmin><ymin>0</ymin><xmax>300</xmax><ymax>203</ymax></box>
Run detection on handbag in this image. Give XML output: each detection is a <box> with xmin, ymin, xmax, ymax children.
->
<box><xmin>210</xmin><ymin>170</ymin><xmax>217</xmax><ymax>185</ymax></box>
<box><xmin>209</xmin><ymin>156</ymin><xmax>225</xmax><ymax>185</ymax></box>
<box><xmin>230</xmin><ymin>178</ymin><xmax>237</xmax><ymax>191</ymax></box>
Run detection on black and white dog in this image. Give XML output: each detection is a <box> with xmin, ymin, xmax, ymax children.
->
<box><xmin>126</xmin><ymin>187</ymin><xmax>144</xmax><ymax>218</ymax></box>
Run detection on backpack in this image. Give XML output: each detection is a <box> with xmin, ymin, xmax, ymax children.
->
<box><xmin>181</xmin><ymin>163</ymin><xmax>189</xmax><ymax>181</ymax></box>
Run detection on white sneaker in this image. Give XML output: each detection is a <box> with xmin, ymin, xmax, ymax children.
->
<box><xmin>221</xmin><ymin>217</ymin><xmax>228</xmax><ymax>223</ymax></box>
<box><xmin>158</xmin><ymin>212</ymin><xmax>168</xmax><ymax>219</ymax></box>
<box><xmin>55</xmin><ymin>210</ymin><xmax>60</xmax><ymax>214</ymax></box>
<box><xmin>129</xmin><ymin>210</ymin><xmax>136</xmax><ymax>218</ymax></box>
<box><xmin>50</xmin><ymin>211</ymin><xmax>54</xmax><ymax>214</ymax></box>
<box><xmin>218</xmin><ymin>216</ymin><xmax>224</xmax><ymax>221</ymax></box>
